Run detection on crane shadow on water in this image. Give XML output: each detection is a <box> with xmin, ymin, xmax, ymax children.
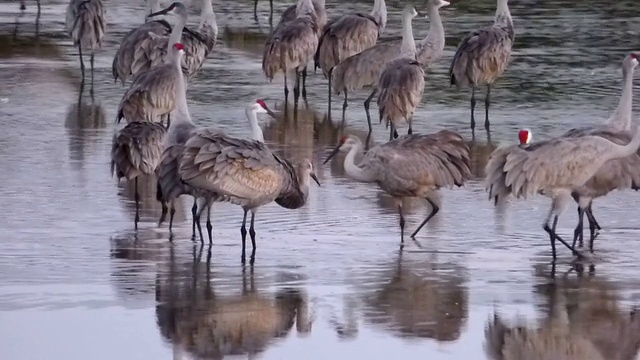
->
<box><xmin>64</xmin><ymin>84</ymin><xmax>106</xmax><ymax>171</ymax></box>
<box><xmin>155</xmin><ymin>244</ymin><xmax>313</xmax><ymax>359</ymax></box>
<box><xmin>485</xmin><ymin>263</ymin><xmax>640</xmax><ymax>360</ymax></box>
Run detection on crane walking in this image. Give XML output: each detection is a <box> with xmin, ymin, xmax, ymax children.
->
<box><xmin>331</xmin><ymin>0</ymin><xmax>449</xmax><ymax>126</ymax></box>
<box><xmin>485</xmin><ymin>126</ymin><xmax>640</xmax><ymax>260</ymax></box>
<box><xmin>65</xmin><ymin>0</ymin><xmax>106</xmax><ymax>88</ymax></box>
<box><xmin>323</xmin><ymin>131</ymin><xmax>471</xmax><ymax>241</ymax></box>
<box><xmin>178</xmin><ymin>132</ymin><xmax>321</xmax><ymax>263</ymax></box>
<box><xmin>377</xmin><ymin>5</ymin><xmax>424</xmax><ymax>141</ymax></box>
<box><xmin>449</xmin><ymin>0</ymin><xmax>514</xmax><ymax>137</ymax></box>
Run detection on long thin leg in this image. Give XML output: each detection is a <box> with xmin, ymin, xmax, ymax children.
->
<box><xmin>284</xmin><ymin>72</ymin><xmax>289</xmax><ymax>100</ymax></box>
<box><xmin>134</xmin><ymin>177</ymin><xmax>140</xmax><ymax>228</ymax></box>
<box><xmin>206</xmin><ymin>203</ymin><xmax>213</xmax><ymax>244</ymax></box>
<box><xmin>484</xmin><ymin>84</ymin><xmax>491</xmax><ymax>131</ymax></box>
<box><xmin>584</xmin><ymin>206</ymin><xmax>599</xmax><ymax>253</ymax></box>
<box><xmin>328</xmin><ymin>69</ymin><xmax>333</xmax><ymax>116</ymax></box>
<box><xmin>389</xmin><ymin>123</ymin><xmax>394</xmax><ymax>141</ymax></box>
<box><xmin>90</xmin><ymin>52</ymin><xmax>95</xmax><ymax>94</ymax></box>
<box><xmin>587</xmin><ymin>202</ymin><xmax>601</xmax><ymax>230</ymax></box>
<box><xmin>470</xmin><ymin>86</ymin><xmax>476</xmax><ymax>133</ymax></box>
<box><xmin>572</xmin><ymin>206</ymin><xmax>585</xmax><ymax>249</ymax></box>
<box><xmin>253</xmin><ymin>0</ymin><xmax>258</xmax><ymax>22</ymax></box>
<box><xmin>302</xmin><ymin>66</ymin><xmax>308</xmax><ymax>99</ymax></box>
<box><xmin>195</xmin><ymin>205</ymin><xmax>204</xmax><ymax>243</ymax></box>
<box><xmin>548</xmin><ymin>215</ymin><xmax>558</xmax><ymax>260</ymax></box>
<box><xmin>407</xmin><ymin>117</ymin><xmax>413</xmax><ymax>135</ymax></box>
<box><xmin>169</xmin><ymin>205</ymin><xmax>176</xmax><ymax>231</ymax></box>
<box><xmin>159</xmin><ymin>200</ymin><xmax>168</xmax><ymax>225</ymax></box>
<box><xmin>543</xmin><ymin>215</ymin><xmax>582</xmax><ymax>259</ymax></box>
<box><xmin>35</xmin><ymin>0</ymin><xmax>41</xmax><ymax>37</ymax></box>
<box><xmin>341</xmin><ymin>90</ymin><xmax>349</xmax><ymax>123</ymax></box>
<box><xmin>364</xmin><ymin>89</ymin><xmax>377</xmax><ymax>135</ymax></box>
<box><xmin>293</xmin><ymin>69</ymin><xmax>301</xmax><ymax>101</ymax></box>
<box><xmin>410</xmin><ymin>198</ymin><xmax>440</xmax><ymax>238</ymax></box>
<box><xmin>269</xmin><ymin>0</ymin><xmax>273</xmax><ymax>29</ymax></box>
<box><xmin>249</xmin><ymin>211</ymin><xmax>257</xmax><ymax>263</ymax></box>
<box><xmin>78</xmin><ymin>45</ymin><xmax>85</xmax><ymax>81</ymax></box>
<box><xmin>398</xmin><ymin>204</ymin><xmax>405</xmax><ymax>243</ymax></box>
<box><xmin>190</xmin><ymin>198</ymin><xmax>197</xmax><ymax>240</ymax></box>
<box><xmin>240</xmin><ymin>209</ymin><xmax>249</xmax><ymax>263</ymax></box>
<box><xmin>166</xmin><ymin>113</ymin><xmax>171</xmax><ymax>129</ymax></box>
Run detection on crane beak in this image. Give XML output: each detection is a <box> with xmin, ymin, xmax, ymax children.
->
<box><xmin>265</xmin><ymin>105</ymin><xmax>277</xmax><ymax>119</ymax></box>
<box><xmin>416</xmin><ymin>10</ymin><xmax>425</xmax><ymax>17</ymax></box>
<box><xmin>310</xmin><ymin>173</ymin><xmax>321</xmax><ymax>186</ymax></box>
<box><xmin>148</xmin><ymin>6</ymin><xmax>172</xmax><ymax>18</ymax></box>
<box><xmin>323</xmin><ymin>145</ymin><xmax>341</xmax><ymax>165</ymax></box>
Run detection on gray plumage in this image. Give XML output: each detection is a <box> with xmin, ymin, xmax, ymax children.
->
<box><xmin>65</xmin><ymin>0</ymin><xmax>106</xmax><ymax>81</ymax></box>
<box><xmin>112</xmin><ymin>0</ymin><xmax>218</xmax><ymax>85</ymax></box>
<box><xmin>332</xmin><ymin>0</ymin><xmax>447</xmax><ymax>128</ymax></box>
<box><xmin>449</xmin><ymin>0</ymin><xmax>514</xmax><ymax>134</ymax></box>
<box><xmin>270</xmin><ymin>0</ymin><xmax>327</xmax><ymax>39</ymax></box>
<box><xmin>484</xmin><ymin>126</ymin><xmax>640</xmax><ymax>259</ymax></box>
<box><xmin>323</xmin><ymin>131</ymin><xmax>471</xmax><ymax>240</ymax></box>
<box><xmin>178</xmin><ymin>131</ymin><xmax>318</xmax><ymax>262</ymax></box>
<box><xmin>262</xmin><ymin>0</ymin><xmax>319</xmax><ymax>99</ymax></box>
<box><xmin>314</xmin><ymin>0</ymin><xmax>387</xmax><ymax>78</ymax></box>
<box><xmin>116</xmin><ymin>41</ymin><xmax>186</xmax><ymax>124</ymax></box>
<box><xmin>111</xmin><ymin>121</ymin><xmax>167</xmax><ymax>227</ymax></box>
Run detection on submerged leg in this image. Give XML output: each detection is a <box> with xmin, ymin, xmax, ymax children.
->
<box><xmin>190</xmin><ymin>198</ymin><xmax>197</xmax><ymax>240</ymax></box>
<box><xmin>584</xmin><ymin>205</ymin><xmax>599</xmax><ymax>253</ymax></box>
<box><xmin>543</xmin><ymin>214</ymin><xmax>582</xmax><ymax>260</ymax></box>
<box><xmin>249</xmin><ymin>211</ymin><xmax>257</xmax><ymax>264</ymax></box>
<box><xmin>484</xmin><ymin>84</ymin><xmax>491</xmax><ymax>131</ymax></box>
<box><xmin>572</xmin><ymin>206</ymin><xmax>585</xmax><ymax>249</ymax></box>
<box><xmin>283</xmin><ymin>72</ymin><xmax>289</xmax><ymax>100</ymax></box>
<box><xmin>134</xmin><ymin>177</ymin><xmax>140</xmax><ymax>228</ymax></box>
<box><xmin>342</xmin><ymin>91</ymin><xmax>348</xmax><ymax>121</ymax></box>
<box><xmin>410</xmin><ymin>197</ymin><xmax>440</xmax><ymax>238</ymax></box>
<box><xmin>470</xmin><ymin>86</ymin><xmax>476</xmax><ymax>132</ymax></box>
<box><xmin>78</xmin><ymin>45</ymin><xmax>85</xmax><ymax>80</ymax></box>
<box><xmin>398</xmin><ymin>203</ymin><xmax>405</xmax><ymax>243</ymax></box>
<box><xmin>90</xmin><ymin>52</ymin><xmax>95</xmax><ymax>93</ymax></box>
<box><xmin>206</xmin><ymin>202</ymin><xmax>213</xmax><ymax>244</ymax></box>
<box><xmin>240</xmin><ymin>208</ymin><xmax>249</xmax><ymax>263</ymax></box>
<box><xmin>302</xmin><ymin>66</ymin><xmax>308</xmax><ymax>99</ymax></box>
<box><xmin>364</xmin><ymin>89</ymin><xmax>377</xmax><ymax>135</ymax></box>
<box><xmin>253</xmin><ymin>0</ymin><xmax>258</xmax><ymax>21</ymax></box>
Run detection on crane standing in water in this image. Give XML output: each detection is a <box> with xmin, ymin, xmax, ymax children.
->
<box><xmin>65</xmin><ymin>0</ymin><xmax>106</xmax><ymax>88</ymax></box>
<box><xmin>449</xmin><ymin>0</ymin><xmax>514</xmax><ymax>137</ymax></box>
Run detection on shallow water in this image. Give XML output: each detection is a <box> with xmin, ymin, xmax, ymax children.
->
<box><xmin>2</xmin><ymin>0</ymin><xmax>640</xmax><ymax>359</ymax></box>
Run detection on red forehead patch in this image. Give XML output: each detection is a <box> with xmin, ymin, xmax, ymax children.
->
<box><xmin>518</xmin><ymin>130</ymin><xmax>529</xmax><ymax>144</ymax></box>
<box><xmin>174</xmin><ymin>43</ymin><xmax>184</xmax><ymax>50</ymax></box>
<box><xmin>256</xmin><ymin>99</ymin><xmax>267</xmax><ymax>109</ymax></box>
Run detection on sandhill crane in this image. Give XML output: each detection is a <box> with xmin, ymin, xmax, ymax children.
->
<box><xmin>111</xmin><ymin>43</ymin><xmax>186</xmax><ymax>228</ymax></box>
<box><xmin>112</xmin><ymin>0</ymin><xmax>217</xmax><ymax>85</ymax></box>
<box><xmin>377</xmin><ymin>6</ymin><xmax>424</xmax><ymax>141</ymax></box>
<box><xmin>449</xmin><ymin>0</ymin><xmax>514</xmax><ymax>137</ymax></box>
<box><xmin>157</xmin><ymin>100</ymin><xmax>276</xmax><ymax>243</ymax></box>
<box><xmin>485</xmin><ymin>126</ymin><xmax>640</xmax><ymax>260</ymax></box>
<box><xmin>323</xmin><ymin>131</ymin><xmax>471</xmax><ymax>241</ymax></box>
<box><xmin>115</xmin><ymin>5</ymin><xmax>187</xmax><ymax>126</ymax></box>
<box><xmin>332</xmin><ymin>0</ymin><xmax>448</xmax><ymax>128</ymax></box>
<box><xmin>253</xmin><ymin>0</ymin><xmax>274</xmax><ymax>26</ymax></box>
<box><xmin>315</xmin><ymin>0</ymin><xmax>387</xmax><ymax>109</ymax></box>
<box><xmin>262</xmin><ymin>0</ymin><xmax>319</xmax><ymax>102</ymax></box>
<box><xmin>560</xmin><ymin>53</ymin><xmax>639</xmax><ymax>248</ymax></box>
<box><xmin>178</xmin><ymin>132</ymin><xmax>321</xmax><ymax>263</ymax></box>
<box><xmin>65</xmin><ymin>0</ymin><xmax>106</xmax><ymax>87</ymax></box>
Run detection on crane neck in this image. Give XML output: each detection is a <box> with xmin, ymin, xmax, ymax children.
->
<box><xmin>245</xmin><ymin>108</ymin><xmax>265</xmax><ymax>142</ymax></box>
<box><xmin>343</xmin><ymin>143</ymin><xmax>377</xmax><ymax>183</ymax></box>
<box><xmin>198</xmin><ymin>0</ymin><xmax>218</xmax><ymax>38</ymax></box>
<box><xmin>168</xmin><ymin>53</ymin><xmax>193</xmax><ymax>133</ymax></box>
<box><xmin>608</xmin><ymin>126</ymin><xmax>640</xmax><ymax>161</ymax></box>
<box><xmin>607</xmin><ymin>65</ymin><xmax>635</xmax><ymax>132</ymax></box>
<box><xmin>494</xmin><ymin>0</ymin><xmax>513</xmax><ymax>38</ymax></box>
<box><xmin>296</xmin><ymin>0</ymin><xmax>315</xmax><ymax>17</ymax></box>
<box><xmin>400</xmin><ymin>13</ymin><xmax>417</xmax><ymax>58</ymax></box>
<box><xmin>168</xmin><ymin>11</ymin><xmax>188</xmax><ymax>48</ymax></box>
<box><xmin>201</xmin><ymin>0</ymin><xmax>213</xmax><ymax>16</ymax></box>
<box><xmin>417</xmin><ymin>5</ymin><xmax>445</xmax><ymax>65</ymax></box>
<box><xmin>370</xmin><ymin>0</ymin><xmax>387</xmax><ymax>35</ymax></box>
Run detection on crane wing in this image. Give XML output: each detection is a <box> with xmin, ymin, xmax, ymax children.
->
<box><xmin>111</xmin><ymin>121</ymin><xmax>167</xmax><ymax>179</ymax></box>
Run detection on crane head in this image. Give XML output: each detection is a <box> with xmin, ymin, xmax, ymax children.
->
<box><xmin>518</xmin><ymin>129</ymin><xmax>532</xmax><ymax>145</ymax></box>
<box><xmin>624</xmin><ymin>53</ymin><xmax>639</xmax><ymax>70</ymax></box>
<box><xmin>147</xmin><ymin>2</ymin><xmax>187</xmax><ymax>19</ymax></box>
<box><xmin>323</xmin><ymin>135</ymin><xmax>361</xmax><ymax>164</ymax></box>
<box><xmin>254</xmin><ymin>99</ymin><xmax>277</xmax><ymax>119</ymax></box>
<box><xmin>300</xmin><ymin>160</ymin><xmax>321</xmax><ymax>187</ymax></box>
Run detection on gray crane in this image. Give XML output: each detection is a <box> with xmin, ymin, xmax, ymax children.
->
<box><xmin>315</xmin><ymin>0</ymin><xmax>387</xmax><ymax>110</ymax></box>
<box><xmin>115</xmin><ymin>4</ymin><xmax>187</xmax><ymax>126</ymax></box>
<box><xmin>331</xmin><ymin>0</ymin><xmax>448</xmax><ymax>128</ymax></box>
<box><xmin>265</xmin><ymin>0</ymin><xmax>327</xmax><ymax>97</ymax></box>
<box><xmin>178</xmin><ymin>132</ymin><xmax>321</xmax><ymax>264</ymax></box>
<box><xmin>485</xmin><ymin>126</ymin><xmax>640</xmax><ymax>260</ymax></box>
<box><xmin>449</xmin><ymin>0</ymin><xmax>514</xmax><ymax>137</ymax></box>
<box><xmin>560</xmin><ymin>53</ymin><xmax>639</xmax><ymax>248</ymax></box>
<box><xmin>65</xmin><ymin>0</ymin><xmax>106</xmax><ymax>88</ymax></box>
<box><xmin>262</xmin><ymin>0</ymin><xmax>320</xmax><ymax>102</ymax></box>
<box><xmin>323</xmin><ymin>131</ymin><xmax>471</xmax><ymax>241</ymax></box>
<box><xmin>110</xmin><ymin>42</ymin><xmax>186</xmax><ymax>228</ymax></box>
<box><xmin>112</xmin><ymin>0</ymin><xmax>218</xmax><ymax>85</ymax></box>
<box><xmin>157</xmin><ymin>100</ymin><xmax>276</xmax><ymax>243</ymax></box>
<box><xmin>377</xmin><ymin>6</ymin><xmax>423</xmax><ymax>141</ymax></box>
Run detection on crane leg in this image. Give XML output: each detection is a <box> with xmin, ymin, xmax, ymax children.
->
<box><xmin>584</xmin><ymin>205</ymin><xmax>599</xmax><ymax>253</ymax></box>
<box><xmin>283</xmin><ymin>72</ymin><xmax>289</xmax><ymax>101</ymax></box>
<box><xmin>195</xmin><ymin>207</ymin><xmax>205</xmax><ymax>243</ymax></box>
<box><xmin>166</xmin><ymin>114</ymin><xmax>171</xmax><ymax>129</ymax></box>
<box><xmin>190</xmin><ymin>198</ymin><xmax>198</xmax><ymax>240</ymax></box>
<box><xmin>134</xmin><ymin>177</ymin><xmax>140</xmax><ymax>229</ymax></box>
<box><xmin>20</xmin><ymin>0</ymin><xmax>26</xmax><ymax>11</ymax></box>
<box><xmin>35</xmin><ymin>0</ymin><xmax>41</xmax><ymax>37</ymax></box>
<box><xmin>205</xmin><ymin>206</ymin><xmax>213</xmax><ymax>245</ymax></box>
<box><xmin>293</xmin><ymin>69</ymin><xmax>301</xmax><ymax>103</ymax></box>
<box><xmin>240</xmin><ymin>209</ymin><xmax>249</xmax><ymax>263</ymax></box>
<box><xmin>169</xmin><ymin>205</ymin><xmax>176</xmax><ymax>232</ymax></box>
<box><xmin>269</xmin><ymin>0</ymin><xmax>273</xmax><ymax>29</ymax></box>
<box><xmin>484</xmin><ymin>84</ymin><xmax>491</xmax><ymax>131</ymax></box>
<box><xmin>364</xmin><ymin>89</ymin><xmax>377</xmax><ymax>135</ymax></box>
<box><xmin>90</xmin><ymin>52</ymin><xmax>95</xmax><ymax>93</ymax></box>
<box><xmin>253</xmin><ymin>0</ymin><xmax>258</xmax><ymax>22</ymax></box>
<box><xmin>328</xmin><ymin>68</ymin><xmax>333</xmax><ymax>117</ymax></box>
<box><xmin>470</xmin><ymin>86</ymin><xmax>476</xmax><ymax>132</ymax></box>
<box><xmin>159</xmin><ymin>201</ymin><xmax>168</xmax><ymax>225</ymax></box>
<box><xmin>341</xmin><ymin>91</ymin><xmax>348</xmax><ymax>122</ymax></box>
<box><xmin>78</xmin><ymin>45</ymin><xmax>86</xmax><ymax>80</ymax></box>
<box><xmin>543</xmin><ymin>215</ymin><xmax>582</xmax><ymax>260</ymax></box>
<box><xmin>249</xmin><ymin>211</ymin><xmax>257</xmax><ymax>264</ymax></box>
<box><xmin>301</xmin><ymin>66</ymin><xmax>308</xmax><ymax>99</ymax></box>
<box><xmin>397</xmin><ymin>204</ymin><xmax>405</xmax><ymax>243</ymax></box>
<box><xmin>410</xmin><ymin>198</ymin><xmax>440</xmax><ymax>238</ymax></box>
<box><xmin>572</xmin><ymin>206</ymin><xmax>585</xmax><ymax>249</ymax></box>
<box><xmin>407</xmin><ymin>117</ymin><xmax>413</xmax><ymax>135</ymax></box>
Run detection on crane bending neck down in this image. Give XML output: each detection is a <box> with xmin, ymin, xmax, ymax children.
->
<box><xmin>324</xmin><ymin>136</ymin><xmax>377</xmax><ymax>183</ymax></box>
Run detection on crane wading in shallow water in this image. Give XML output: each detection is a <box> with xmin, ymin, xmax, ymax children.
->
<box><xmin>449</xmin><ymin>0</ymin><xmax>514</xmax><ymax>138</ymax></box>
<box><xmin>323</xmin><ymin>131</ymin><xmax>471</xmax><ymax>241</ymax></box>
<box><xmin>65</xmin><ymin>0</ymin><xmax>106</xmax><ymax>90</ymax></box>
<box><xmin>485</xmin><ymin>126</ymin><xmax>640</xmax><ymax>260</ymax></box>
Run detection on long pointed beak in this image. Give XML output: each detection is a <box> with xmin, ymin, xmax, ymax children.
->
<box><xmin>323</xmin><ymin>145</ymin><xmax>341</xmax><ymax>165</ymax></box>
<box><xmin>265</xmin><ymin>106</ymin><xmax>277</xmax><ymax>119</ymax></box>
<box><xmin>310</xmin><ymin>173</ymin><xmax>321</xmax><ymax>186</ymax></box>
<box><xmin>441</xmin><ymin>0</ymin><xmax>451</xmax><ymax>6</ymax></box>
<box><xmin>148</xmin><ymin>7</ymin><xmax>172</xmax><ymax>18</ymax></box>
